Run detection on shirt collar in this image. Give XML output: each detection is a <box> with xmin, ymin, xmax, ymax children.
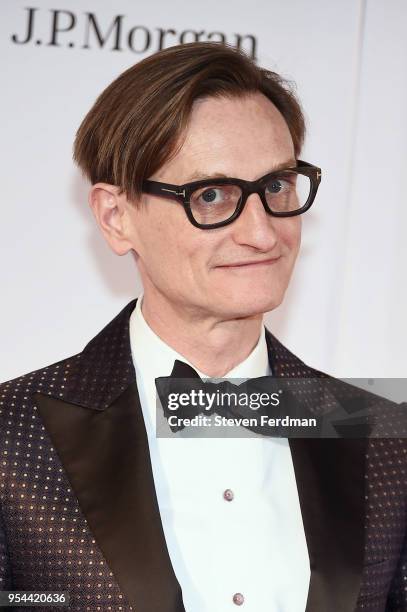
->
<box><xmin>129</xmin><ymin>294</ymin><xmax>271</xmax><ymax>380</ymax></box>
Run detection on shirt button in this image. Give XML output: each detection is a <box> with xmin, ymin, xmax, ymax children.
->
<box><xmin>223</xmin><ymin>488</ymin><xmax>234</xmax><ymax>502</ymax></box>
<box><xmin>233</xmin><ymin>592</ymin><xmax>244</xmax><ymax>606</ymax></box>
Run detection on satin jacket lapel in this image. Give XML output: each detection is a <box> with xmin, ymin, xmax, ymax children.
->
<box><xmin>265</xmin><ymin>329</ymin><xmax>367</xmax><ymax>612</ymax></box>
<box><xmin>288</xmin><ymin>438</ymin><xmax>366</xmax><ymax>612</ymax></box>
<box><xmin>34</xmin><ymin>299</ymin><xmax>184</xmax><ymax>612</ymax></box>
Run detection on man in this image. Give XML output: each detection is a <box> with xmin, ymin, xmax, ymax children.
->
<box><xmin>0</xmin><ymin>42</ymin><xmax>406</xmax><ymax>612</ymax></box>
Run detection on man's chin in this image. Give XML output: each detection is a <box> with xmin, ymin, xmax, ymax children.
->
<box><xmin>214</xmin><ymin>293</ymin><xmax>284</xmax><ymax>320</ymax></box>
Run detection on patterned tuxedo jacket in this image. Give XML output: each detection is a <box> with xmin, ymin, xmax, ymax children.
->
<box><xmin>0</xmin><ymin>298</ymin><xmax>407</xmax><ymax>612</ymax></box>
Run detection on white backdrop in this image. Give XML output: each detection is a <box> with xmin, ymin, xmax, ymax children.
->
<box><xmin>1</xmin><ymin>0</ymin><xmax>406</xmax><ymax>382</ymax></box>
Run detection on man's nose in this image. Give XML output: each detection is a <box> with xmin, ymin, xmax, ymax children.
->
<box><xmin>230</xmin><ymin>193</ymin><xmax>279</xmax><ymax>250</ymax></box>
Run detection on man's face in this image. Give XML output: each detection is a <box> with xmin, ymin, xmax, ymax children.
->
<box><xmin>125</xmin><ymin>92</ymin><xmax>301</xmax><ymax>319</ymax></box>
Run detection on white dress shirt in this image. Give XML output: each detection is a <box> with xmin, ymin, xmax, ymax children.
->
<box><xmin>129</xmin><ymin>295</ymin><xmax>310</xmax><ymax>612</ymax></box>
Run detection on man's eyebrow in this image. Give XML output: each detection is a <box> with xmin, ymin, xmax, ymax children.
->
<box><xmin>184</xmin><ymin>158</ymin><xmax>297</xmax><ymax>182</ymax></box>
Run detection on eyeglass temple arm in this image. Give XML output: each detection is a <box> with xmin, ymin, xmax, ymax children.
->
<box><xmin>142</xmin><ymin>180</ymin><xmax>185</xmax><ymax>200</ymax></box>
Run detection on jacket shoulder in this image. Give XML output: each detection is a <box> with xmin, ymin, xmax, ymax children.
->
<box><xmin>265</xmin><ymin>327</ymin><xmax>330</xmax><ymax>379</ymax></box>
<box><xmin>0</xmin><ymin>353</ymin><xmax>81</xmax><ymax>420</ymax></box>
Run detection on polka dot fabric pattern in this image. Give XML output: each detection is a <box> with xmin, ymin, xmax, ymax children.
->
<box><xmin>0</xmin><ymin>298</ymin><xmax>406</xmax><ymax>611</ymax></box>
<box><xmin>267</xmin><ymin>333</ymin><xmax>407</xmax><ymax>610</ymax></box>
<box><xmin>0</xmin><ymin>304</ymin><xmax>138</xmax><ymax>612</ymax></box>
<box><xmin>0</xmin><ymin>320</ymin><xmax>134</xmax><ymax>610</ymax></box>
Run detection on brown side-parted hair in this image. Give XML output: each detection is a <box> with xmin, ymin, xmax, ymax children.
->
<box><xmin>73</xmin><ymin>41</ymin><xmax>305</xmax><ymax>204</ymax></box>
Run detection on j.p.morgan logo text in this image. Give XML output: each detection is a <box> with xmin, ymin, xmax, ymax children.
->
<box><xmin>11</xmin><ymin>8</ymin><xmax>258</xmax><ymax>59</ymax></box>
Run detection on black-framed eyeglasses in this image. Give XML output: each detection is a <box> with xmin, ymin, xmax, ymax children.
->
<box><xmin>142</xmin><ymin>159</ymin><xmax>321</xmax><ymax>229</ymax></box>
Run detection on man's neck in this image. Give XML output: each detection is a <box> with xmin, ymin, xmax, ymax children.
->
<box><xmin>140</xmin><ymin>292</ymin><xmax>264</xmax><ymax>378</ymax></box>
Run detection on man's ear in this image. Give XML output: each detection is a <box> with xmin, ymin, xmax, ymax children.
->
<box><xmin>88</xmin><ymin>183</ymin><xmax>134</xmax><ymax>256</ymax></box>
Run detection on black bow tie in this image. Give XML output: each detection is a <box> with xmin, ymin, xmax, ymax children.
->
<box><xmin>154</xmin><ymin>360</ymin><xmax>385</xmax><ymax>438</ymax></box>
<box><xmin>154</xmin><ymin>359</ymin><xmax>313</xmax><ymax>437</ymax></box>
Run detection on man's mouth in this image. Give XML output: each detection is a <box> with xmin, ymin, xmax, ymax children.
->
<box><xmin>216</xmin><ymin>256</ymin><xmax>281</xmax><ymax>268</ymax></box>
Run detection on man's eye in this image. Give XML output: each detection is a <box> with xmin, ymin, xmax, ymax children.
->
<box><xmin>197</xmin><ymin>187</ymin><xmax>224</xmax><ymax>204</ymax></box>
<box><xmin>265</xmin><ymin>177</ymin><xmax>293</xmax><ymax>195</ymax></box>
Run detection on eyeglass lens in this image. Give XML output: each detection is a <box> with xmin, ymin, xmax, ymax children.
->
<box><xmin>189</xmin><ymin>171</ymin><xmax>311</xmax><ymax>225</ymax></box>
